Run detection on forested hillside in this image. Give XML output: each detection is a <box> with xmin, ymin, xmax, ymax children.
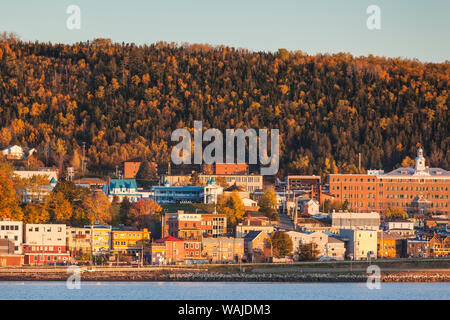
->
<box><xmin>0</xmin><ymin>35</ymin><xmax>449</xmax><ymax>177</ymax></box>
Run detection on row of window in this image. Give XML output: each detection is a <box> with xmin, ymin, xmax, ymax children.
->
<box><xmin>0</xmin><ymin>225</ymin><xmax>19</xmax><ymax>231</ymax></box>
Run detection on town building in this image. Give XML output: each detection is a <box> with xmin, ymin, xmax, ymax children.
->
<box><xmin>202</xmin><ymin>237</ymin><xmax>244</xmax><ymax>263</ymax></box>
<box><xmin>123</xmin><ymin>160</ymin><xmax>142</xmax><ymax>179</ymax></box>
<box><xmin>111</xmin><ymin>229</ymin><xmax>151</xmax><ymax>255</ymax></box>
<box><xmin>0</xmin><ymin>239</ymin><xmax>23</xmax><ymax>266</ymax></box>
<box><xmin>297</xmin><ymin>198</ymin><xmax>320</xmax><ymax>216</ymax></box>
<box><xmin>339</xmin><ymin>229</ymin><xmax>377</xmax><ymax>260</ymax></box>
<box><xmin>235</xmin><ymin>214</ymin><xmax>274</xmax><ymax>238</ymax></box>
<box><xmin>386</xmin><ymin>220</ymin><xmax>415</xmax><ymax>237</ymax></box>
<box><xmin>74</xmin><ymin>178</ymin><xmax>107</xmax><ymax>192</ymax></box>
<box><xmin>203</xmin><ymin>163</ymin><xmax>248</xmax><ymax>175</ymax></box>
<box><xmin>0</xmin><ymin>220</ymin><xmax>23</xmax><ymax>254</ymax></box>
<box><xmin>243</xmin><ymin>231</ymin><xmax>271</xmax><ymax>262</ymax></box>
<box><xmin>406</xmin><ymin>240</ymin><xmax>430</xmax><ymax>258</ymax></box>
<box><xmin>184</xmin><ymin>240</ymin><xmax>203</xmax><ymax>261</ymax></box>
<box><xmin>152</xmin><ymin>179</ymin><xmax>223</xmax><ymax>204</ymax></box>
<box><xmin>14</xmin><ymin>169</ymin><xmax>58</xmax><ymax>203</ymax></box>
<box><xmin>162</xmin><ymin>211</ymin><xmax>227</xmax><ymax>240</ymax></box>
<box><xmin>285</xmin><ymin>175</ymin><xmax>321</xmax><ymax>201</ymax></box>
<box><xmin>286</xmin><ymin>231</ymin><xmax>329</xmax><ymax>256</ymax></box>
<box><xmin>328</xmin><ymin>148</ymin><xmax>450</xmax><ymax>215</ymax></box>
<box><xmin>151</xmin><ymin>236</ymin><xmax>185</xmax><ymax>265</ymax></box>
<box><xmin>325</xmin><ymin>237</ymin><xmax>346</xmax><ymax>260</ymax></box>
<box><xmin>0</xmin><ymin>145</ymin><xmax>34</xmax><ymax>160</ymax></box>
<box><xmin>23</xmin><ymin>224</ymin><xmax>70</xmax><ymax>265</ymax></box>
<box><xmin>331</xmin><ymin>211</ymin><xmax>380</xmax><ymax>230</ymax></box>
<box><xmin>107</xmin><ymin>179</ymin><xmax>142</xmax><ymax>202</ymax></box>
<box><xmin>295</xmin><ymin>217</ymin><xmax>331</xmax><ymax>233</ymax></box>
<box><xmin>66</xmin><ymin>227</ymin><xmax>92</xmax><ymax>258</ymax></box>
<box><xmin>87</xmin><ymin>225</ymin><xmax>112</xmax><ymax>255</ymax></box>
<box><xmin>429</xmin><ymin>234</ymin><xmax>450</xmax><ymax>257</ymax></box>
<box><xmin>377</xmin><ymin>231</ymin><xmax>407</xmax><ymax>258</ymax></box>
<box><xmin>161</xmin><ymin>174</ymin><xmax>263</xmax><ymax>193</ymax></box>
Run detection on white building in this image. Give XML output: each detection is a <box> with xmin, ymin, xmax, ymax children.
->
<box><xmin>1</xmin><ymin>145</ymin><xmax>24</xmax><ymax>159</ymax></box>
<box><xmin>387</xmin><ymin>220</ymin><xmax>415</xmax><ymax>237</ymax></box>
<box><xmin>24</xmin><ymin>224</ymin><xmax>66</xmax><ymax>247</ymax></box>
<box><xmin>339</xmin><ymin>229</ymin><xmax>377</xmax><ymax>260</ymax></box>
<box><xmin>324</xmin><ymin>237</ymin><xmax>346</xmax><ymax>260</ymax></box>
<box><xmin>298</xmin><ymin>198</ymin><xmax>320</xmax><ymax>215</ymax></box>
<box><xmin>0</xmin><ymin>221</ymin><xmax>23</xmax><ymax>254</ymax></box>
<box><xmin>204</xmin><ymin>178</ymin><xmax>224</xmax><ymax>204</ymax></box>
<box><xmin>332</xmin><ymin>211</ymin><xmax>380</xmax><ymax>230</ymax></box>
<box><xmin>14</xmin><ymin>170</ymin><xmax>58</xmax><ymax>202</ymax></box>
<box><xmin>286</xmin><ymin>231</ymin><xmax>329</xmax><ymax>255</ymax></box>
<box><xmin>235</xmin><ymin>222</ymin><xmax>274</xmax><ymax>238</ymax></box>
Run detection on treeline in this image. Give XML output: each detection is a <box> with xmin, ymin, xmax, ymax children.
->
<box><xmin>0</xmin><ymin>35</ymin><xmax>449</xmax><ymax>179</ymax></box>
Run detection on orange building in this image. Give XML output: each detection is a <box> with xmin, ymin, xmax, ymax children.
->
<box><xmin>328</xmin><ymin>148</ymin><xmax>450</xmax><ymax>215</ymax></box>
<box><xmin>123</xmin><ymin>161</ymin><xmax>142</xmax><ymax>179</ymax></box>
<box><xmin>153</xmin><ymin>236</ymin><xmax>185</xmax><ymax>264</ymax></box>
<box><xmin>377</xmin><ymin>232</ymin><xmax>406</xmax><ymax>258</ymax></box>
<box><xmin>429</xmin><ymin>234</ymin><xmax>450</xmax><ymax>257</ymax></box>
<box><xmin>203</xmin><ymin>163</ymin><xmax>248</xmax><ymax>175</ymax></box>
<box><xmin>162</xmin><ymin>211</ymin><xmax>227</xmax><ymax>240</ymax></box>
<box><xmin>184</xmin><ymin>240</ymin><xmax>202</xmax><ymax>260</ymax></box>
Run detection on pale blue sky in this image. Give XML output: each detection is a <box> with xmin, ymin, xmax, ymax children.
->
<box><xmin>0</xmin><ymin>0</ymin><xmax>449</xmax><ymax>62</ymax></box>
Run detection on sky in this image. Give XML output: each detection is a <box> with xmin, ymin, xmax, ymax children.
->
<box><xmin>0</xmin><ymin>0</ymin><xmax>449</xmax><ymax>63</ymax></box>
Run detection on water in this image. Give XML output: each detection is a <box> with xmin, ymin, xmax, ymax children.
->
<box><xmin>0</xmin><ymin>281</ymin><xmax>448</xmax><ymax>300</ymax></box>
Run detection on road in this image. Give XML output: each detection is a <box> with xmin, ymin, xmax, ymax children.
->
<box><xmin>277</xmin><ymin>210</ymin><xmax>295</xmax><ymax>231</ymax></box>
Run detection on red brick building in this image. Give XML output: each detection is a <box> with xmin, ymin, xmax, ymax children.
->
<box><xmin>328</xmin><ymin>148</ymin><xmax>449</xmax><ymax>215</ymax></box>
<box><xmin>123</xmin><ymin>161</ymin><xmax>142</xmax><ymax>179</ymax></box>
<box><xmin>203</xmin><ymin>163</ymin><xmax>248</xmax><ymax>175</ymax></box>
<box><xmin>23</xmin><ymin>244</ymin><xmax>70</xmax><ymax>265</ymax></box>
<box><xmin>184</xmin><ymin>240</ymin><xmax>202</xmax><ymax>260</ymax></box>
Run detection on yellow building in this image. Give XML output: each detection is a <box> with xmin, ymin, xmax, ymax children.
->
<box><xmin>112</xmin><ymin>229</ymin><xmax>151</xmax><ymax>254</ymax></box>
<box><xmin>66</xmin><ymin>227</ymin><xmax>92</xmax><ymax>257</ymax></box>
<box><xmin>89</xmin><ymin>225</ymin><xmax>112</xmax><ymax>255</ymax></box>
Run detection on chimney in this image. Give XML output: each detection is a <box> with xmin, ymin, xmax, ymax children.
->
<box><xmin>358</xmin><ymin>153</ymin><xmax>361</xmax><ymax>174</ymax></box>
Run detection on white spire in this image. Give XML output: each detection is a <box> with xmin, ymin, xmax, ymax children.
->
<box><xmin>414</xmin><ymin>147</ymin><xmax>426</xmax><ymax>171</ymax></box>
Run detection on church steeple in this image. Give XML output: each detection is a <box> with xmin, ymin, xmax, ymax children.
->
<box><xmin>414</xmin><ymin>147</ymin><xmax>426</xmax><ymax>171</ymax></box>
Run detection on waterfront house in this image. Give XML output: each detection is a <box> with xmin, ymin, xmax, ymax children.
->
<box><xmin>243</xmin><ymin>231</ymin><xmax>271</xmax><ymax>262</ymax></box>
<box><xmin>0</xmin><ymin>220</ymin><xmax>23</xmax><ymax>254</ymax></box>
<box><xmin>23</xmin><ymin>224</ymin><xmax>70</xmax><ymax>265</ymax></box>
<box><xmin>202</xmin><ymin>237</ymin><xmax>244</xmax><ymax>263</ymax></box>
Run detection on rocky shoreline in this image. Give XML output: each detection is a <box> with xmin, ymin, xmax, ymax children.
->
<box><xmin>0</xmin><ymin>270</ymin><xmax>448</xmax><ymax>282</ymax></box>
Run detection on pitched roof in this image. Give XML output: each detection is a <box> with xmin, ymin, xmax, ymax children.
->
<box><xmin>383</xmin><ymin>167</ymin><xmax>450</xmax><ymax>177</ymax></box>
<box><xmin>327</xmin><ymin>237</ymin><xmax>343</xmax><ymax>244</ymax></box>
<box><xmin>156</xmin><ymin>236</ymin><xmax>183</xmax><ymax>243</ymax></box>
<box><xmin>109</xmin><ymin>179</ymin><xmax>137</xmax><ymax>190</ymax></box>
<box><xmin>244</xmin><ymin>230</ymin><xmax>264</xmax><ymax>241</ymax></box>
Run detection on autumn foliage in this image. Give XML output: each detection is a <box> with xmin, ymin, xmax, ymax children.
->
<box><xmin>0</xmin><ymin>38</ymin><xmax>447</xmax><ymax>179</ymax></box>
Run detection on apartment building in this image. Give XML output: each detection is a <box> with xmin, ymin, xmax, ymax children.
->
<box><xmin>0</xmin><ymin>221</ymin><xmax>23</xmax><ymax>254</ymax></box>
<box><xmin>235</xmin><ymin>215</ymin><xmax>274</xmax><ymax>238</ymax></box>
<box><xmin>202</xmin><ymin>237</ymin><xmax>244</xmax><ymax>263</ymax></box>
<box><xmin>339</xmin><ymin>229</ymin><xmax>377</xmax><ymax>260</ymax></box>
<box><xmin>66</xmin><ymin>227</ymin><xmax>92</xmax><ymax>257</ymax></box>
<box><xmin>331</xmin><ymin>211</ymin><xmax>380</xmax><ymax>230</ymax></box>
<box><xmin>23</xmin><ymin>224</ymin><xmax>70</xmax><ymax>265</ymax></box>
<box><xmin>328</xmin><ymin>148</ymin><xmax>450</xmax><ymax>215</ymax></box>
<box><xmin>111</xmin><ymin>229</ymin><xmax>151</xmax><ymax>255</ymax></box>
<box><xmin>162</xmin><ymin>211</ymin><xmax>227</xmax><ymax>240</ymax></box>
<box><xmin>161</xmin><ymin>174</ymin><xmax>263</xmax><ymax>192</ymax></box>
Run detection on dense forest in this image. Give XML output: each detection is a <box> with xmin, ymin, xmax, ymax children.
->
<box><xmin>0</xmin><ymin>34</ymin><xmax>449</xmax><ymax>179</ymax></box>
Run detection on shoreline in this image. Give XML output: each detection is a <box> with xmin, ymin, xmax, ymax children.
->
<box><xmin>0</xmin><ymin>270</ymin><xmax>448</xmax><ymax>283</ymax></box>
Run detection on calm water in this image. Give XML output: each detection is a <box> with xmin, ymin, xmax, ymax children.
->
<box><xmin>0</xmin><ymin>282</ymin><xmax>449</xmax><ymax>300</ymax></box>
